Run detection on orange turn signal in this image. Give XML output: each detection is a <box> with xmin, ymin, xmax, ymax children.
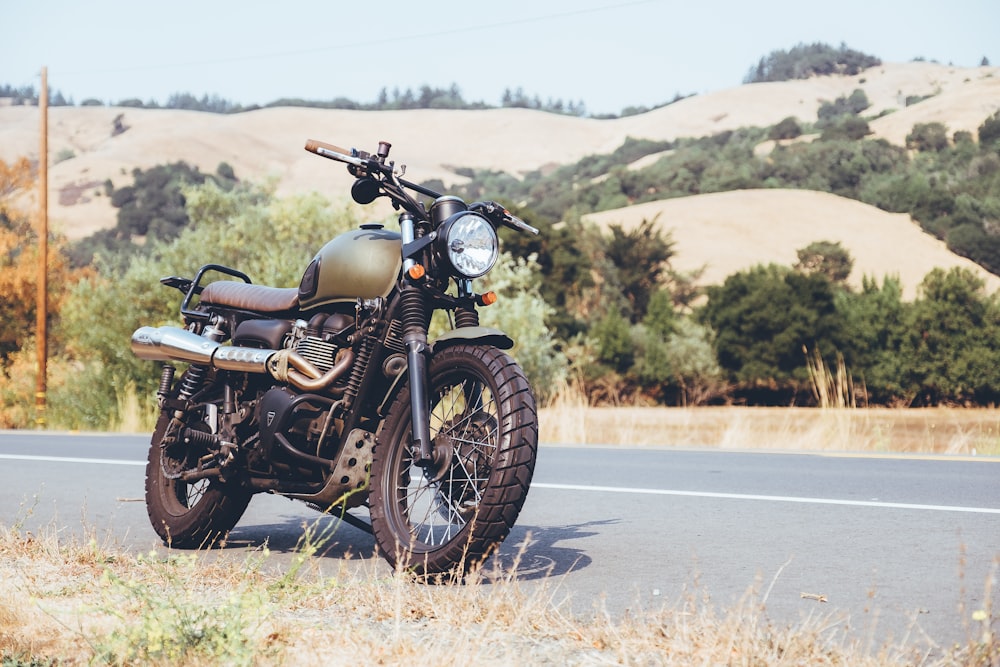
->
<box><xmin>478</xmin><ymin>291</ymin><xmax>498</xmax><ymax>306</ymax></box>
<box><xmin>407</xmin><ymin>264</ymin><xmax>426</xmax><ymax>280</ymax></box>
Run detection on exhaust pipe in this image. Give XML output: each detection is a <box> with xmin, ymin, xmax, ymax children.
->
<box><xmin>131</xmin><ymin>326</ymin><xmax>274</xmax><ymax>373</ymax></box>
<box><xmin>130</xmin><ymin>326</ymin><xmax>355</xmax><ymax>392</ymax></box>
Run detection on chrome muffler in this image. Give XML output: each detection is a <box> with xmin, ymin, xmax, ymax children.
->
<box><xmin>131</xmin><ymin>326</ymin><xmax>274</xmax><ymax>373</ymax></box>
<box><xmin>130</xmin><ymin>326</ymin><xmax>355</xmax><ymax>391</ymax></box>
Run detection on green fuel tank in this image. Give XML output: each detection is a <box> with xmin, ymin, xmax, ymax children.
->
<box><xmin>297</xmin><ymin>224</ymin><xmax>402</xmax><ymax>309</ymax></box>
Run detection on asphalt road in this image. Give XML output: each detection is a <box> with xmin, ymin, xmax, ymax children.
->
<box><xmin>1</xmin><ymin>431</ymin><xmax>998</xmax><ymax>650</ymax></box>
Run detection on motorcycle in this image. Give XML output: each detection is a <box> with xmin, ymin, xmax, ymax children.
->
<box><xmin>130</xmin><ymin>138</ymin><xmax>539</xmax><ymax>575</ymax></box>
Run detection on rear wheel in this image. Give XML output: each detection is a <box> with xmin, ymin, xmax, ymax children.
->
<box><xmin>370</xmin><ymin>344</ymin><xmax>538</xmax><ymax>576</ymax></box>
<box><xmin>145</xmin><ymin>388</ymin><xmax>251</xmax><ymax>548</ymax></box>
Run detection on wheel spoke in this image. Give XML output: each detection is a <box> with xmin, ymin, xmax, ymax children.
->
<box><xmin>392</xmin><ymin>374</ymin><xmax>502</xmax><ymax>547</ymax></box>
<box><xmin>372</xmin><ymin>345</ymin><xmax>537</xmax><ymax>573</ymax></box>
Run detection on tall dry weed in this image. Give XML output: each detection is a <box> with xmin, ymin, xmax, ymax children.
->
<box><xmin>110</xmin><ymin>380</ymin><xmax>159</xmax><ymax>433</ymax></box>
<box><xmin>805</xmin><ymin>346</ymin><xmax>865</xmax><ymax>409</ymax></box>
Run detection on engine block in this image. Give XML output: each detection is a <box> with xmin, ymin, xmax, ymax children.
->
<box><xmin>294</xmin><ymin>336</ymin><xmax>339</xmax><ymax>373</ymax></box>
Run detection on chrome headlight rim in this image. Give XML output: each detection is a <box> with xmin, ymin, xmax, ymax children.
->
<box><xmin>437</xmin><ymin>212</ymin><xmax>499</xmax><ymax>279</ymax></box>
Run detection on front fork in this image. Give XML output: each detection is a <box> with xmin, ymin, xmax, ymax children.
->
<box><xmin>399</xmin><ymin>213</ymin><xmax>434</xmax><ymax>467</ymax></box>
<box><xmin>405</xmin><ymin>330</ymin><xmax>433</xmax><ymax>467</ymax></box>
<box><xmin>401</xmin><ymin>281</ymin><xmax>480</xmax><ymax>468</ymax></box>
<box><xmin>399</xmin><ymin>215</ymin><xmax>482</xmax><ymax>468</ymax></box>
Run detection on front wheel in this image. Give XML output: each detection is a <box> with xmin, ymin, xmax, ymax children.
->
<box><xmin>370</xmin><ymin>344</ymin><xmax>538</xmax><ymax>576</ymax></box>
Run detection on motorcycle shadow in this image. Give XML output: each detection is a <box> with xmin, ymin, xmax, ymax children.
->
<box><xmin>220</xmin><ymin>515</ymin><xmax>612</xmax><ymax>583</ymax></box>
<box><xmin>223</xmin><ymin>509</ymin><xmax>379</xmax><ymax>562</ymax></box>
<box><xmin>480</xmin><ymin>519</ymin><xmax>618</xmax><ymax>582</ymax></box>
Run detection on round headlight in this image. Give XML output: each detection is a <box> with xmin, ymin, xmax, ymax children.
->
<box><xmin>439</xmin><ymin>212</ymin><xmax>499</xmax><ymax>278</ymax></box>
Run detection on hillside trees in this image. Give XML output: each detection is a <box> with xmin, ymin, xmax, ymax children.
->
<box><xmin>906</xmin><ymin>122</ymin><xmax>950</xmax><ymax>152</ymax></box>
<box><xmin>769</xmin><ymin>117</ymin><xmax>803</xmax><ymax>141</ymax></box>
<box><xmin>859</xmin><ymin>114</ymin><xmax>1000</xmax><ymax>273</ymax></box>
<box><xmin>816</xmin><ymin>89</ymin><xmax>871</xmax><ymax>125</ymax></box>
<box><xmin>68</xmin><ymin>161</ymin><xmax>239</xmax><ymax>267</ymax></box>
<box><xmin>743</xmin><ymin>42</ymin><xmax>881</xmax><ymax>84</ymax></box>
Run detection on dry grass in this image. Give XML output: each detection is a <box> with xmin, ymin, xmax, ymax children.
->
<box><xmin>1</xmin><ymin>518</ymin><xmax>995</xmax><ymax>666</ymax></box>
<box><xmin>540</xmin><ymin>393</ymin><xmax>1000</xmax><ymax>456</ymax></box>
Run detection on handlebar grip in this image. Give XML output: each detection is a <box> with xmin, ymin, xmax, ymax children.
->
<box><xmin>305</xmin><ymin>139</ymin><xmax>351</xmax><ymax>156</ymax></box>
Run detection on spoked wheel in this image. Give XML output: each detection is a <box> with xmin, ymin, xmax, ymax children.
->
<box><xmin>145</xmin><ymin>384</ymin><xmax>251</xmax><ymax>548</ymax></box>
<box><xmin>370</xmin><ymin>344</ymin><xmax>538</xmax><ymax>576</ymax></box>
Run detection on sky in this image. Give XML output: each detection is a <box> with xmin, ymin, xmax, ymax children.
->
<box><xmin>2</xmin><ymin>0</ymin><xmax>998</xmax><ymax>116</ymax></box>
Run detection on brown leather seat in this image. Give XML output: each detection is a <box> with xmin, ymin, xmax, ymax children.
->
<box><xmin>200</xmin><ymin>281</ymin><xmax>300</xmax><ymax>313</ymax></box>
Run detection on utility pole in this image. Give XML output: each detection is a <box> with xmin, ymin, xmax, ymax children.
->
<box><xmin>36</xmin><ymin>66</ymin><xmax>48</xmax><ymax>427</ymax></box>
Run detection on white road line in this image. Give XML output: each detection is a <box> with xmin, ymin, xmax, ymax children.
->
<box><xmin>5</xmin><ymin>455</ymin><xmax>996</xmax><ymax>515</ymax></box>
<box><xmin>0</xmin><ymin>454</ymin><xmax>145</xmax><ymax>466</ymax></box>
<box><xmin>532</xmin><ymin>482</ymin><xmax>1000</xmax><ymax>515</ymax></box>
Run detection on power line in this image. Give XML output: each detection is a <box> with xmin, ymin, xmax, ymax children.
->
<box><xmin>58</xmin><ymin>0</ymin><xmax>663</xmax><ymax>77</ymax></box>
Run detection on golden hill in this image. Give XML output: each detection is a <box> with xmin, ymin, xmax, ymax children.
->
<box><xmin>1</xmin><ymin>61</ymin><xmax>999</xmax><ymax>296</ymax></box>
<box><xmin>582</xmin><ymin>189</ymin><xmax>1000</xmax><ymax>300</ymax></box>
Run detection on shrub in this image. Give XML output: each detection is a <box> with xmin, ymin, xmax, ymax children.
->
<box><xmin>794</xmin><ymin>240</ymin><xmax>854</xmax><ymax>283</ymax></box>
<box><xmin>769</xmin><ymin>116</ymin><xmax>802</xmax><ymax>141</ymax></box>
<box><xmin>53</xmin><ymin>183</ymin><xmax>361</xmax><ymax>428</ymax></box>
<box><xmin>979</xmin><ymin>110</ymin><xmax>1000</xmax><ymax>151</ymax></box>
<box><xmin>906</xmin><ymin>122</ymin><xmax>950</xmax><ymax>152</ymax></box>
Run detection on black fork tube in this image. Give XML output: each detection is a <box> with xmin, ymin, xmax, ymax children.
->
<box><xmin>406</xmin><ymin>337</ymin><xmax>432</xmax><ymax>466</ymax></box>
<box><xmin>399</xmin><ymin>282</ymin><xmax>433</xmax><ymax>466</ymax></box>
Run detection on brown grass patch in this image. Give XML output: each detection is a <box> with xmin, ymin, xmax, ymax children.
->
<box><xmin>1</xmin><ymin>520</ymin><xmax>995</xmax><ymax>665</ymax></box>
<box><xmin>540</xmin><ymin>405</ymin><xmax>1000</xmax><ymax>456</ymax></box>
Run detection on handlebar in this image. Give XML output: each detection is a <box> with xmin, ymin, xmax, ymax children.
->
<box><xmin>471</xmin><ymin>201</ymin><xmax>540</xmax><ymax>235</ymax></box>
<box><xmin>304</xmin><ymin>138</ymin><xmax>538</xmax><ymax>234</ymax></box>
<box><xmin>304</xmin><ymin>139</ymin><xmax>364</xmax><ymax>167</ymax></box>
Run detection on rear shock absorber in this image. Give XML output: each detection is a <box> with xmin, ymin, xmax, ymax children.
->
<box><xmin>158</xmin><ymin>365</ymin><xmax>176</xmax><ymax>398</ymax></box>
<box><xmin>177</xmin><ymin>322</ymin><xmax>227</xmax><ymax>402</ymax></box>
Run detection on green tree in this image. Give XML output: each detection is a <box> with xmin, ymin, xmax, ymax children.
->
<box><xmin>906</xmin><ymin>122</ymin><xmax>950</xmax><ymax>152</ymax></box>
<box><xmin>819</xmin><ymin>116</ymin><xmax>871</xmax><ymax>141</ymax></box>
<box><xmin>794</xmin><ymin>240</ymin><xmax>854</xmax><ymax>283</ymax></box>
<box><xmin>817</xmin><ymin>89</ymin><xmax>871</xmax><ymax>126</ymax></box>
<box><xmin>631</xmin><ymin>289</ymin><xmax>676</xmax><ymax>385</ymax></box>
<box><xmin>660</xmin><ymin>318</ymin><xmax>724</xmax><ymax>405</ymax></box>
<box><xmin>837</xmin><ymin>275</ymin><xmax>909</xmax><ymax>402</ymax></box>
<box><xmin>896</xmin><ymin>267</ymin><xmax>1000</xmax><ymax>404</ymax></box>
<box><xmin>592</xmin><ymin>309</ymin><xmax>634</xmax><ymax>374</ymax></box>
<box><xmin>700</xmin><ymin>264</ymin><xmax>847</xmax><ymax>395</ymax></box>
<box><xmin>478</xmin><ymin>253</ymin><xmax>568</xmax><ymax>401</ymax></box>
<box><xmin>979</xmin><ymin>110</ymin><xmax>1000</xmax><ymax>151</ymax></box>
<box><xmin>603</xmin><ymin>217</ymin><xmax>675</xmax><ymax>322</ymax></box>
<box><xmin>769</xmin><ymin>116</ymin><xmax>802</xmax><ymax>141</ymax></box>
